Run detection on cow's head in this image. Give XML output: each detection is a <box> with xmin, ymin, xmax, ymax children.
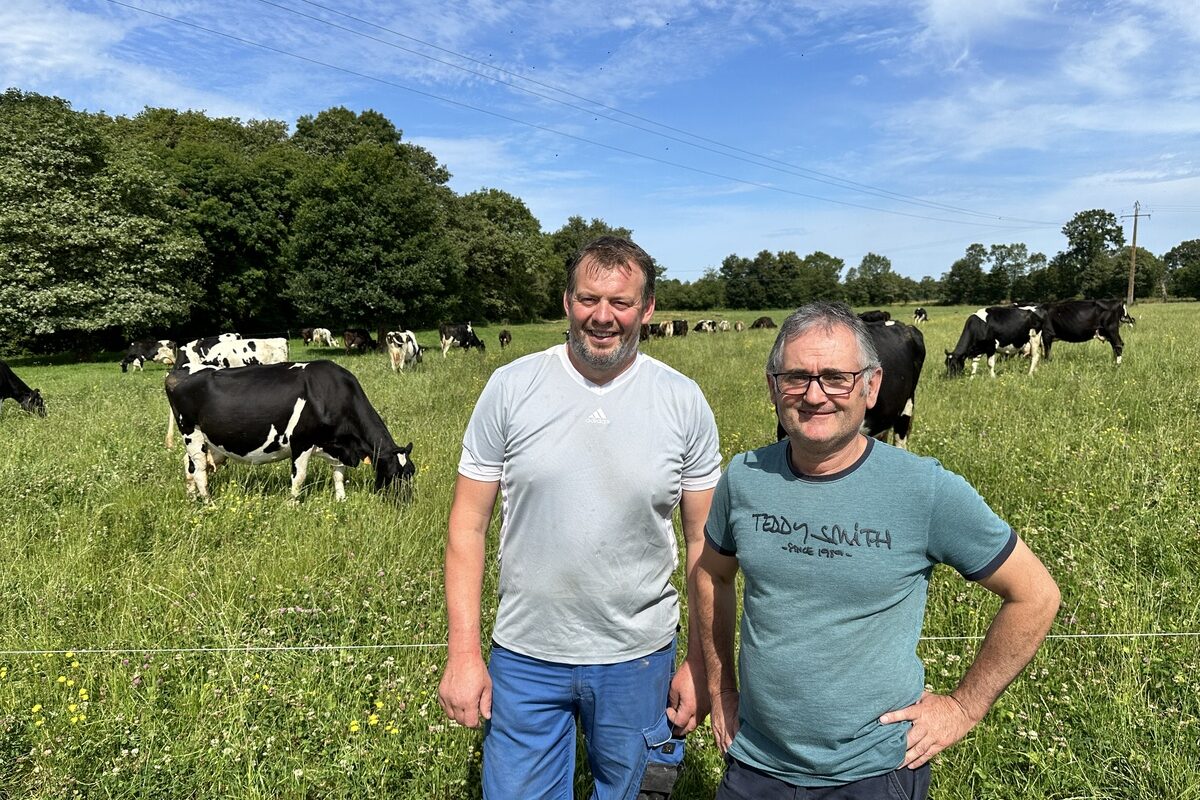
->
<box><xmin>374</xmin><ymin>442</ymin><xmax>416</xmax><ymax>497</ymax></box>
<box><xmin>22</xmin><ymin>389</ymin><xmax>47</xmax><ymax>417</ymax></box>
<box><xmin>944</xmin><ymin>350</ymin><xmax>966</xmax><ymax>378</ymax></box>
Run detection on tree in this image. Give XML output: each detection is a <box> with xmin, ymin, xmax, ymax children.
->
<box><xmin>940</xmin><ymin>244</ymin><xmax>988</xmax><ymax>305</ymax></box>
<box><xmin>794</xmin><ymin>251</ymin><xmax>845</xmax><ymax>303</ymax></box>
<box><xmin>122</xmin><ymin>108</ymin><xmax>305</xmax><ymax>332</ymax></box>
<box><xmin>547</xmin><ymin>216</ymin><xmax>636</xmax><ymax>274</ymax></box>
<box><xmin>1112</xmin><ymin>246</ymin><xmax>1166</xmax><ymax>301</ymax></box>
<box><xmin>1053</xmin><ymin>209</ymin><xmax>1125</xmax><ymax>298</ymax></box>
<box><xmin>846</xmin><ymin>252</ymin><xmax>900</xmax><ymax>306</ymax></box>
<box><xmin>450</xmin><ymin>189</ymin><xmax>560</xmax><ymax>322</ymax></box>
<box><xmin>0</xmin><ymin>90</ymin><xmax>202</xmax><ymax>351</ymax></box>
<box><xmin>284</xmin><ymin>138</ymin><xmax>458</xmax><ymax>329</ymax></box>
<box><xmin>1164</xmin><ymin>239</ymin><xmax>1200</xmax><ymax>299</ymax></box>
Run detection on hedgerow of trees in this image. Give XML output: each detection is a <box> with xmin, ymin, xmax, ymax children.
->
<box><xmin>2</xmin><ymin>89</ymin><xmax>1197</xmax><ymax>354</ymax></box>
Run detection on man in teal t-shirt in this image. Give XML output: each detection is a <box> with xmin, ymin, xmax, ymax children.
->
<box><xmin>694</xmin><ymin>302</ymin><xmax>1060</xmax><ymax>799</ymax></box>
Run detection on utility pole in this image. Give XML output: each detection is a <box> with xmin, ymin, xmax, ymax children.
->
<box><xmin>1120</xmin><ymin>202</ymin><xmax>1148</xmax><ymax>306</ymax></box>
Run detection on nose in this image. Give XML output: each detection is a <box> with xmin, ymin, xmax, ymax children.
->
<box><xmin>592</xmin><ymin>301</ymin><xmax>616</xmax><ymax>324</ymax></box>
<box><xmin>800</xmin><ymin>377</ymin><xmax>830</xmax><ymax>402</ymax></box>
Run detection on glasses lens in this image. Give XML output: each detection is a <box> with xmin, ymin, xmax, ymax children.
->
<box><xmin>775</xmin><ymin>371</ymin><xmax>858</xmax><ymax>396</ymax></box>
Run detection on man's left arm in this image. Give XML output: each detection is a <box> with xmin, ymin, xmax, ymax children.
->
<box><xmin>667</xmin><ymin>486</ymin><xmax>715</xmax><ymax>735</ymax></box>
<box><xmin>880</xmin><ymin>535</ymin><xmax>1060</xmax><ymax>768</ymax></box>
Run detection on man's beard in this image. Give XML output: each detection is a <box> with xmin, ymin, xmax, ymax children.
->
<box><xmin>568</xmin><ymin>324</ymin><xmax>639</xmax><ymax>373</ymax></box>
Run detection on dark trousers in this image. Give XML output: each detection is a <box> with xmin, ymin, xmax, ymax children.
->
<box><xmin>716</xmin><ymin>755</ymin><xmax>931</xmax><ymax>800</ymax></box>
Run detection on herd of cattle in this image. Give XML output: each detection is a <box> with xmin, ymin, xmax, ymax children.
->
<box><xmin>1</xmin><ymin>299</ymin><xmax>1132</xmax><ymax>500</ymax></box>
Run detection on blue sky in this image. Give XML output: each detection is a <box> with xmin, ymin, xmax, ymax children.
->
<box><xmin>3</xmin><ymin>0</ymin><xmax>1198</xmax><ymax>281</ymax></box>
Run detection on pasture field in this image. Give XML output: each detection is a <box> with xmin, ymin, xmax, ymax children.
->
<box><xmin>1</xmin><ymin>303</ymin><xmax>1198</xmax><ymax>799</ymax></box>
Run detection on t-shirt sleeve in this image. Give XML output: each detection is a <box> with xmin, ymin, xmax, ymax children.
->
<box><xmin>680</xmin><ymin>386</ymin><xmax>722</xmax><ymax>491</ymax></box>
<box><xmin>704</xmin><ymin>469</ymin><xmax>736</xmax><ymax>556</ymax></box>
<box><xmin>458</xmin><ymin>374</ymin><xmax>506</xmax><ymax>482</ymax></box>
<box><xmin>926</xmin><ymin>466</ymin><xmax>1016</xmax><ymax>581</ymax></box>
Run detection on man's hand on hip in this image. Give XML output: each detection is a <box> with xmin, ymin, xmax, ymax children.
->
<box><xmin>880</xmin><ymin>690</ymin><xmax>976</xmax><ymax>768</ymax></box>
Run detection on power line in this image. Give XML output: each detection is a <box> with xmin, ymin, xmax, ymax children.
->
<box><xmin>102</xmin><ymin>0</ymin><xmax>1052</xmax><ymax>230</ymax></box>
<box><xmin>268</xmin><ymin>0</ymin><xmax>1056</xmax><ymax>226</ymax></box>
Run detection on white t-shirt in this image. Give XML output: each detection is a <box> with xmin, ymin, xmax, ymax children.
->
<box><xmin>459</xmin><ymin>344</ymin><xmax>722</xmax><ymax>664</ymax></box>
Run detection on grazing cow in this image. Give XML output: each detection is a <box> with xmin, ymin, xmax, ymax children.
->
<box><xmin>717</xmin><ymin>320</ymin><xmax>731</xmax><ymax>332</ymax></box>
<box><xmin>301</xmin><ymin>328</ymin><xmax>315</xmax><ymax>344</ymax></box>
<box><xmin>309</xmin><ymin>328</ymin><xmax>337</xmax><ymax>348</ymax></box>
<box><xmin>750</xmin><ymin>316</ymin><xmax>777</xmax><ymax>329</ymax></box>
<box><xmin>913</xmin><ymin>307</ymin><xmax>929</xmax><ymax>324</ymax></box>
<box><xmin>693</xmin><ymin>319</ymin><xmax>717</xmax><ymax>333</ymax></box>
<box><xmin>165</xmin><ymin>361</ymin><xmax>415</xmax><ymax>501</ymax></box>
<box><xmin>660</xmin><ymin>321</ymin><xmax>674</xmax><ymax>338</ymax></box>
<box><xmin>499</xmin><ymin>329</ymin><xmax>512</xmax><ymax>349</ymax></box>
<box><xmin>945</xmin><ymin>306</ymin><xmax>1044</xmax><ymax>378</ymax></box>
<box><xmin>386</xmin><ymin>330</ymin><xmax>422</xmax><ymax>371</ymax></box>
<box><xmin>640</xmin><ymin>324</ymin><xmax>651</xmax><ymax>341</ymax></box>
<box><xmin>671</xmin><ymin>320</ymin><xmax>689</xmax><ymax>337</ymax></box>
<box><xmin>0</xmin><ymin>360</ymin><xmax>46</xmax><ymax>417</ymax></box>
<box><xmin>166</xmin><ymin>336</ymin><xmax>290</xmax><ymax>448</ymax></box>
<box><xmin>733</xmin><ymin>320</ymin><xmax>746</xmax><ymax>332</ymax></box>
<box><xmin>1040</xmin><ymin>299</ymin><xmax>1127</xmax><ymax>365</ymax></box>
<box><xmin>775</xmin><ymin>320</ymin><xmax>926</xmax><ymax>450</ymax></box>
<box><xmin>343</xmin><ymin>329</ymin><xmax>377</xmax><ymax>353</ymax></box>
<box><xmin>120</xmin><ymin>339</ymin><xmax>177</xmax><ymax>372</ymax></box>
<box><xmin>858</xmin><ymin>310</ymin><xmax>891</xmax><ymax>323</ymax></box>
<box><xmin>439</xmin><ymin>322</ymin><xmax>486</xmax><ymax>357</ymax></box>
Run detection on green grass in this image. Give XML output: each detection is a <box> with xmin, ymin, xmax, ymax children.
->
<box><xmin>1</xmin><ymin>304</ymin><xmax>1198</xmax><ymax>798</ymax></box>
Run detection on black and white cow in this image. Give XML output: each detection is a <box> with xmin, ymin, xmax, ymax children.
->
<box><xmin>439</xmin><ymin>322</ymin><xmax>485</xmax><ymax>357</ymax></box>
<box><xmin>0</xmin><ymin>360</ymin><xmax>46</xmax><ymax>417</ymax></box>
<box><xmin>913</xmin><ymin>308</ymin><xmax>929</xmax><ymax>324</ymax></box>
<box><xmin>717</xmin><ymin>320</ymin><xmax>732</xmax><ymax>332</ymax></box>
<box><xmin>165</xmin><ymin>361</ymin><xmax>415</xmax><ymax>501</ymax></box>
<box><xmin>1041</xmin><ymin>300</ymin><xmax>1127</xmax><ymax>364</ymax></box>
<box><xmin>750</xmin><ymin>316</ymin><xmax>777</xmax><ymax>329</ymax></box>
<box><xmin>659</xmin><ymin>321</ymin><xmax>674</xmax><ymax>338</ymax></box>
<box><xmin>120</xmin><ymin>339</ymin><xmax>177</xmax><ymax>372</ymax></box>
<box><xmin>308</xmin><ymin>328</ymin><xmax>337</xmax><ymax>348</ymax></box>
<box><xmin>693</xmin><ymin>319</ymin><xmax>717</xmax><ymax>333</ymax></box>
<box><xmin>733</xmin><ymin>320</ymin><xmax>746</xmax><ymax>332</ymax></box>
<box><xmin>858</xmin><ymin>310</ymin><xmax>891</xmax><ymax>323</ymax></box>
<box><xmin>386</xmin><ymin>330</ymin><xmax>422</xmax><ymax>371</ymax></box>
<box><xmin>671</xmin><ymin>320</ymin><xmax>689</xmax><ymax>337</ymax></box>
<box><xmin>343</xmin><ymin>329</ymin><xmax>377</xmax><ymax>353</ymax></box>
<box><xmin>945</xmin><ymin>306</ymin><xmax>1044</xmax><ymax>378</ymax></box>
<box><xmin>166</xmin><ymin>335</ymin><xmax>290</xmax><ymax>448</ymax></box>
<box><xmin>775</xmin><ymin>320</ymin><xmax>926</xmax><ymax>450</ymax></box>
<box><xmin>498</xmin><ymin>329</ymin><xmax>512</xmax><ymax>349</ymax></box>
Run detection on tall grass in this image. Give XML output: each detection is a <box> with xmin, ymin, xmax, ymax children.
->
<box><xmin>1</xmin><ymin>304</ymin><xmax>1197</xmax><ymax>798</ymax></box>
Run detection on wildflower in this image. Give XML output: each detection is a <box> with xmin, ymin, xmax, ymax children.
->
<box><xmin>348</xmin><ymin>720</ymin><xmax>361</xmax><ymax>733</ymax></box>
<box><xmin>66</xmin><ymin>652</ymin><xmax>75</xmax><ymax>659</ymax></box>
<box><xmin>78</xmin><ymin>689</ymin><xmax>89</xmax><ymax>700</ymax></box>
<box><xmin>57</xmin><ymin>676</ymin><xmax>66</xmax><ymax>684</ymax></box>
<box><xmin>31</xmin><ymin>704</ymin><xmax>42</xmax><ymax>714</ymax></box>
<box><xmin>68</xmin><ymin>703</ymin><xmax>78</xmax><ymax>713</ymax></box>
<box><xmin>0</xmin><ymin>667</ymin><xmax>7</xmax><ymax>679</ymax></box>
<box><xmin>374</xmin><ymin>700</ymin><xmax>384</xmax><ymax>709</ymax></box>
<box><xmin>368</xmin><ymin>714</ymin><xmax>379</xmax><ymax>726</ymax></box>
<box><xmin>71</xmin><ymin>661</ymin><xmax>79</xmax><ymax>669</ymax></box>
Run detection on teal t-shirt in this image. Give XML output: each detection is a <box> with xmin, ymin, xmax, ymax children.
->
<box><xmin>705</xmin><ymin>438</ymin><xmax>1016</xmax><ymax>787</ymax></box>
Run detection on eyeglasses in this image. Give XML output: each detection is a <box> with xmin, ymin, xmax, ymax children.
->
<box><xmin>770</xmin><ymin>369</ymin><xmax>867</xmax><ymax>397</ymax></box>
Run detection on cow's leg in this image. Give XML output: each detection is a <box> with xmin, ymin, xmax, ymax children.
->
<box><xmin>390</xmin><ymin>350</ymin><xmax>399</xmax><ymax>371</ymax></box>
<box><xmin>290</xmin><ymin>446</ymin><xmax>315</xmax><ymax>500</ymax></box>
<box><xmin>440</xmin><ymin>337</ymin><xmax>451</xmax><ymax>358</ymax></box>
<box><xmin>1110</xmin><ymin>328</ymin><xmax>1124</xmax><ymax>365</ymax></box>
<box><xmin>331</xmin><ymin>463</ymin><xmax>347</xmax><ymax>501</ymax></box>
<box><xmin>893</xmin><ymin>397</ymin><xmax>915</xmax><ymax>450</ymax></box>
<box><xmin>970</xmin><ymin>356</ymin><xmax>980</xmax><ymax>378</ymax></box>
<box><xmin>987</xmin><ymin>353</ymin><xmax>998</xmax><ymax>378</ymax></box>
<box><xmin>166</xmin><ymin>409</ymin><xmax>178</xmax><ymax>449</ymax></box>
<box><xmin>1027</xmin><ymin>331</ymin><xmax>1042</xmax><ymax>375</ymax></box>
<box><xmin>183</xmin><ymin>432</ymin><xmax>210</xmax><ymax>500</ymax></box>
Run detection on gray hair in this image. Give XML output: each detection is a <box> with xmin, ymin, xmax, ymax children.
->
<box><xmin>766</xmin><ymin>302</ymin><xmax>882</xmax><ymax>391</ymax></box>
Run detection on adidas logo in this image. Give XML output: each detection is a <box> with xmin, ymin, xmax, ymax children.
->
<box><xmin>586</xmin><ymin>408</ymin><xmax>610</xmax><ymax>425</ymax></box>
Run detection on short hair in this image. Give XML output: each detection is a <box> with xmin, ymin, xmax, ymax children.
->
<box><xmin>566</xmin><ymin>236</ymin><xmax>655</xmax><ymax>305</ymax></box>
<box><xmin>766</xmin><ymin>302</ymin><xmax>881</xmax><ymax>381</ymax></box>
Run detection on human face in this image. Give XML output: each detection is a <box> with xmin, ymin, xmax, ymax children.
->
<box><xmin>564</xmin><ymin>258</ymin><xmax>654</xmax><ymax>384</ymax></box>
<box><xmin>769</xmin><ymin>325</ymin><xmax>881</xmax><ymax>464</ymax></box>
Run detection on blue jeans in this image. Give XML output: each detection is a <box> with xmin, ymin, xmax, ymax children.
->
<box><xmin>483</xmin><ymin>640</ymin><xmax>678</xmax><ymax>800</ymax></box>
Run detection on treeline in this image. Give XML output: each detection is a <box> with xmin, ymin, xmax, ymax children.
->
<box><xmin>3</xmin><ymin>89</ymin><xmax>1199</xmax><ymax>354</ymax></box>
<box><xmin>657</xmin><ymin>220</ymin><xmax>1200</xmax><ymax>311</ymax></box>
<box><xmin>0</xmin><ymin>89</ymin><xmax>631</xmax><ymax>353</ymax></box>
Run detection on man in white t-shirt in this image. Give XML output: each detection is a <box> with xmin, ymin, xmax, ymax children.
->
<box><xmin>438</xmin><ymin>236</ymin><xmax>722</xmax><ymax>799</ymax></box>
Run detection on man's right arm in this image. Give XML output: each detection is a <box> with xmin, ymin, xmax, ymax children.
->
<box><xmin>692</xmin><ymin>542</ymin><xmax>741</xmax><ymax>754</ymax></box>
<box><xmin>437</xmin><ymin>474</ymin><xmax>500</xmax><ymax>728</ymax></box>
